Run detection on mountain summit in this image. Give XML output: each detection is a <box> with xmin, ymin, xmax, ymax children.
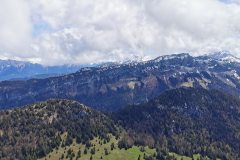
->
<box><xmin>206</xmin><ymin>51</ymin><xmax>240</xmax><ymax>63</ymax></box>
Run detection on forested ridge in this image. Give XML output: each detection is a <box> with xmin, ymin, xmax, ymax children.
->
<box><xmin>0</xmin><ymin>99</ymin><xmax>118</xmax><ymax>160</ymax></box>
<box><xmin>115</xmin><ymin>88</ymin><xmax>240</xmax><ymax>159</ymax></box>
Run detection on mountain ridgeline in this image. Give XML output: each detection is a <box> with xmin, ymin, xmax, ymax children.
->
<box><xmin>0</xmin><ymin>52</ymin><xmax>240</xmax><ymax>111</ymax></box>
<box><xmin>1</xmin><ymin>88</ymin><xmax>240</xmax><ymax>159</ymax></box>
<box><xmin>0</xmin><ymin>59</ymin><xmax>89</xmax><ymax>81</ymax></box>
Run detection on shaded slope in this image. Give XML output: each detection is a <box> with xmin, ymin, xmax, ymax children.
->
<box><xmin>115</xmin><ymin>88</ymin><xmax>240</xmax><ymax>159</ymax></box>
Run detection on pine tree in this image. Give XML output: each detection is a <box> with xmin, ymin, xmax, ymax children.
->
<box><xmin>111</xmin><ymin>143</ymin><xmax>115</xmax><ymax>150</ymax></box>
<box><xmin>138</xmin><ymin>155</ymin><xmax>141</xmax><ymax>160</ymax></box>
<box><xmin>84</xmin><ymin>148</ymin><xmax>88</xmax><ymax>154</ymax></box>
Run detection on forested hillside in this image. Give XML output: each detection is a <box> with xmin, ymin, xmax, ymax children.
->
<box><xmin>0</xmin><ymin>100</ymin><xmax>118</xmax><ymax>160</ymax></box>
<box><xmin>115</xmin><ymin>88</ymin><xmax>240</xmax><ymax>159</ymax></box>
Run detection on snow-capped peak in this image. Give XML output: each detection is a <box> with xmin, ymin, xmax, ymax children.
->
<box><xmin>153</xmin><ymin>53</ymin><xmax>191</xmax><ymax>62</ymax></box>
<box><xmin>207</xmin><ymin>51</ymin><xmax>240</xmax><ymax>63</ymax></box>
<box><xmin>0</xmin><ymin>59</ymin><xmax>31</xmax><ymax>70</ymax></box>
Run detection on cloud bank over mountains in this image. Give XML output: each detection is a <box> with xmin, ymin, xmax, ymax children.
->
<box><xmin>0</xmin><ymin>0</ymin><xmax>240</xmax><ymax>65</ymax></box>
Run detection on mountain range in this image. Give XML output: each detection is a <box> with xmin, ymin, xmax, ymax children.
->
<box><xmin>0</xmin><ymin>52</ymin><xmax>239</xmax><ymax>110</ymax></box>
<box><xmin>0</xmin><ymin>59</ymin><xmax>94</xmax><ymax>81</ymax></box>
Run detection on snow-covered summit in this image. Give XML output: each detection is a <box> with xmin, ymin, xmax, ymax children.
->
<box><xmin>207</xmin><ymin>51</ymin><xmax>240</xmax><ymax>63</ymax></box>
<box><xmin>153</xmin><ymin>53</ymin><xmax>191</xmax><ymax>62</ymax></box>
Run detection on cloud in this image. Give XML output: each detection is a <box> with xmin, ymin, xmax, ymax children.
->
<box><xmin>0</xmin><ymin>0</ymin><xmax>32</xmax><ymax>57</ymax></box>
<box><xmin>143</xmin><ymin>0</ymin><xmax>240</xmax><ymax>54</ymax></box>
<box><xmin>1</xmin><ymin>0</ymin><xmax>240</xmax><ymax>65</ymax></box>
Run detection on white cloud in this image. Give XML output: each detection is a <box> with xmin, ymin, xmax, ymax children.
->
<box><xmin>1</xmin><ymin>0</ymin><xmax>240</xmax><ymax>65</ymax></box>
<box><xmin>0</xmin><ymin>0</ymin><xmax>32</xmax><ymax>57</ymax></box>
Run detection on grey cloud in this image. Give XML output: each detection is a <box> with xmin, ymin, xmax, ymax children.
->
<box><xmin>1</xmin><ymin>0</ymin><xmax>240</xmax><ymax>65</ymax></box>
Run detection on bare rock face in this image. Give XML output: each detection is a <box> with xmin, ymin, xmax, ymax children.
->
<box><xmin>0</xmin><ymin>53</ymin><xmax>240</xmax><ymax>111</ymax></box>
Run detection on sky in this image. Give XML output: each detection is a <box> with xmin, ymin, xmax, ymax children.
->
<box><xmin>0</xmin><ymin>0</ymin><xmax>240</xmax><ymax>65</ymax></box>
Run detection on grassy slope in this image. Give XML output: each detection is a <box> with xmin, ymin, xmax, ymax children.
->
<box><xmin>39</xmin><ymin>134</ymin><xmax>155</xmax><ymax>160</ymax></box>
<box><xmin>170</xmin><ymin>153</ymin><xmax>207</xmax><ymax>160</ymax></box>
<box><xmin>39</xmin><ymin>134</ymin><xmax>204</xmax><ymax>160</ymax></box>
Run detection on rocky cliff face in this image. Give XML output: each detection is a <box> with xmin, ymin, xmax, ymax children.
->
<box><xmin>0</xmin><ymin>52</ymin><xmax>240</xmax><ymax>111</ymax></box>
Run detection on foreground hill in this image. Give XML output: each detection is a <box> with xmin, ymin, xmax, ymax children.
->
<box><xmin>0</xmin><ymin>52</ymin><xmax>240</xmax><ymax>110</ymax></box>
<box><xmin>0</xmin><ymin>100</ymin><xmax>118</xmax><ymax>160</ymax></box>
<box><xmin>115</xmin><ymin>88</ymin><xmax>240</xmax><ymax>159</ymax></box>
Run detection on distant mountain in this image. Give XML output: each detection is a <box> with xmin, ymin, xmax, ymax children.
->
<box><xmin>0</xmin><ymin>52</ymin><xmax>240</xmax><ymax>110</ymax></box>
<box><xmin>206</xmin><ymin>51</ymin><xmax>240</xmax><ymax>63</ymax></box>
<box><xmin>0</xmin><ymin>59</ymin><xmax>91</xmax><ymax>81</ymax></box>
<box><xmin>115</xmin><ymin>88</ymin><xmax>240</xmax><ymax>159</ymax></box>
